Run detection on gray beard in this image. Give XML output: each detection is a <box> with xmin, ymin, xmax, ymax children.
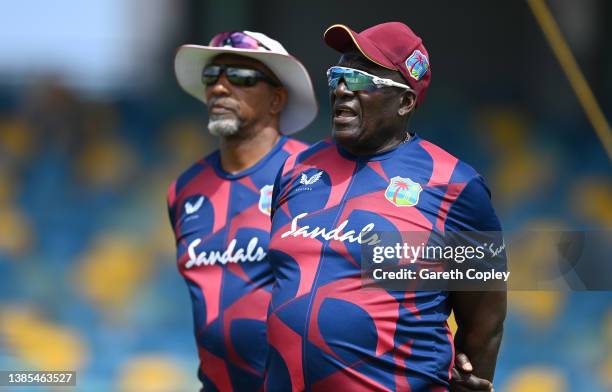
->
<box><xmin>208</xmin><ymin>117</ymin><xmax>241</xmax><ymax>137</ymax></box>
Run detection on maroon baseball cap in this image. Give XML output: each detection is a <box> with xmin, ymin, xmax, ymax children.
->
<box><xmin>324</xmin><ymin>22</ymin><xmax>431</xmax><ymax>105</ymax></box>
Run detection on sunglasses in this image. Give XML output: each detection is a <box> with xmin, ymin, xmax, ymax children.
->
<box><xmin>202</xmin><ymin>64</ymin><xmax>280</xmax><ymax>87</ymax></box>
<box><xmin>209</xmin><ymin>31</ymin><xmax>271</xmax><ymax>51</ymax></box>
<box><xmin>327</xmin><ymin>66</ymin><xmax>415</xmax><ymax>93</ymax></box>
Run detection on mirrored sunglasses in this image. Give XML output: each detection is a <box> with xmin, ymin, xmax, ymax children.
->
<box><xmin>327</xmin><ymin>66</ymin><xmax>414</xmax><ymax>93</ymax></box>
<box><xmin>209</xmin><ymin>31</ymin><xmax>271</xmax><ymax>50</ymax></box>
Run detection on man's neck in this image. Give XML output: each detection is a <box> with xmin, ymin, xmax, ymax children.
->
<box><xmin>219</xmin><ymin>126</ymin><xmax>281</xmax><ymax>174</ymax></box>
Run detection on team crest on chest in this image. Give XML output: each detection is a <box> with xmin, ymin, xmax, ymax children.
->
<box><xmin>259</xmin><ymin>184</ymin><xmax>274</xmax><ymax>215</ymax></box>
<box><xmin>384</xmin><ymin>176</ymin><xmax>422</xmax><ymax>207</ymax></box>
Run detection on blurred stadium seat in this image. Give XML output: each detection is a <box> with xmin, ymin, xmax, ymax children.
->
<box><xmin>0</xmin><ymin>1</ymin><xmax>610</xmax><ymax>390</ymax></box>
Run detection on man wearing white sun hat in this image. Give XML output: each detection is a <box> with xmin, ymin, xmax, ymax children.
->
<box><xmin>167</xmin><ymin>30</ymin><xmax>316</xmax><ymax>391</ymax></box>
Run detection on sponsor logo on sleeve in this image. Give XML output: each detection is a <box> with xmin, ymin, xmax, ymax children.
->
<box><xmin>185</xmin><ymin>195</ymin><xmax>205</xmax><ymax>214</ymax></box>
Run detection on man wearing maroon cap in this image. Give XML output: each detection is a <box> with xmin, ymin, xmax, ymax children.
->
<box><xmin>265</xmin><ymin>22</ymin><xmax>505</xmax><ymax>391</ymax></box>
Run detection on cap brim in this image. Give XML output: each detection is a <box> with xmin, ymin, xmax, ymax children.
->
<box><xmin>323</xmin><ymin>24</ymin><xmax>395</xmax><ymax>70</ymax></box>
<box><xmin>174</xmin><ymin>45</ymin><xmax>318</xmax><ymax>135</ymax></box>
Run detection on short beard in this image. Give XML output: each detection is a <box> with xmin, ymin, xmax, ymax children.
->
<box><xmin>208</xmin><ymin>117</ymin><xmax>241</xmax><ymax>137</ymax></box>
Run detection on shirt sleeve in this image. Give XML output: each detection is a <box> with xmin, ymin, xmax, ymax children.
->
<box><xmin>444</xmin><ymin>175</ymin><xmax>502</xmax><ymax>232</ymax></box>
<box><xmin>444</xmin><ymin>175</ymin><xmax>506</xmax><ymax>277</ymax></box>
<box><xmin>270</xmin><ymin>161</ymin><xmax>286</xmax><ymax>221</ymax></box>
<box><xmin>166</xmin><ymin>180</ymin><xmax>178</xmax><ymax>232</ymax></box>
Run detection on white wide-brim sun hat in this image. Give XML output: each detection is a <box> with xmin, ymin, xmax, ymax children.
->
<box><xmin>174</xmin><ymin>31</ymin><xmax>318</xmax><ymax>135</ymax></box>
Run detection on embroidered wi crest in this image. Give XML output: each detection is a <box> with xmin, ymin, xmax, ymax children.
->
<box><xmin>259</xmin><ymin>185</ymin><xmax>274</xmax><ymax>215</ymax></box>
<box><xmin>405</xmin><ymin>49</ymin><xmax>429</xmax><ymax>81</ymax></box>
<box><xmin>384</xmin><ymin>176</ymin><xmax>422</xmax><ymax>207</ymax></box>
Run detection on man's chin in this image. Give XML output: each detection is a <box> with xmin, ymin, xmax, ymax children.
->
<box><xmin>332</xmin><ymin>126</ymin><xmax>361</xmax><ymax>144</ymax></box>
<box><xmin>208</xmin><ymin>118</ymin><xmax>241</xmax><ymax>137</ymax></box>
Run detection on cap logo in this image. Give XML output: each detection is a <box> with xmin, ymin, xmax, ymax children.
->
<box><xmin>405</xmin><ymin>50</ymin><xmax>429</xmax><ymax>81</ymax></box>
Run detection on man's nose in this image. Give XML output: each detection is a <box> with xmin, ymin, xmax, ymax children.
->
<box><xmin>206</xmin><ymin>74</ymin><xmax>232</xmax><ymax>98</ymax></box>
<box><xmin>332</xmin><ymin>79</ymin><xmax>354</xmax><ymax>98</ymax></box>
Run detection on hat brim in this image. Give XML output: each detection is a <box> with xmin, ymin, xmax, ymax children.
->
<box><xmin>323</xmin><ymin>24</ymin><xmax>396</xmax><ymax>70</ymax></box>
<box><xmin>175</xmin><ymin>45</ymin><xmax>318</xmax><ymax>135</ymax></box>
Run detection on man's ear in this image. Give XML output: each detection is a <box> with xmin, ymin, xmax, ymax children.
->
<box><xmin>398</xmin><ymin>91</ymin><xmax>416</xmax><ymax>116</ymax></box>
<box><xmin>270</xmin><ymin>87</ymin><xmax>288</xmax><ymax>115</ymax></box>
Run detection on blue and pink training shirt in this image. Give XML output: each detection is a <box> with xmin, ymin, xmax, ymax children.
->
<box><xmin>168</xmin><ymin>137</ymin><xmax>308</xmax><ymax>392</ymax></box>
<box><xmin>266</xmin><ymin>134</ymin><xmax>502</xmax><ymax>391</ymax></box>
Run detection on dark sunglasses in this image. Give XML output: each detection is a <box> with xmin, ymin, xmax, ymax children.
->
<box><xmin>202</xmin><ymin>64</ymin><xmax>280</xmax><ymax>88</ymax></box>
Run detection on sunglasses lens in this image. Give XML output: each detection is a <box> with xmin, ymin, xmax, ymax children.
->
<box><xmin>202</xmin><ymin>65</ymin><xmax>221</xmax><ymax>86</ymax></box>
<box><xmin>226</xmin><ymin>68</ymin><xmax>259</xmax><ymax>86</ymax></box>
<box><xmin>202</xmin><ymin>65</ymin><xmax>265</xmax><ymax>87</ymax></box>
<box><xmin>328</xmin><ymin>67</ymin><xmax>377</xmax><ymax>92</ymax></box>
<box><xmin>347</xmin><ymin>76</ymin><xmax>376</xmax><ymax>91</ymax></box>
<box><xmin>209</xmin><ymin>32</ymin><xmax>261</xmax><ymax>50</ymax></box>
<box><xmin>209</xmin><ymin>32</ymin><xmax>231</xmax><ymax>47</ymax></box>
